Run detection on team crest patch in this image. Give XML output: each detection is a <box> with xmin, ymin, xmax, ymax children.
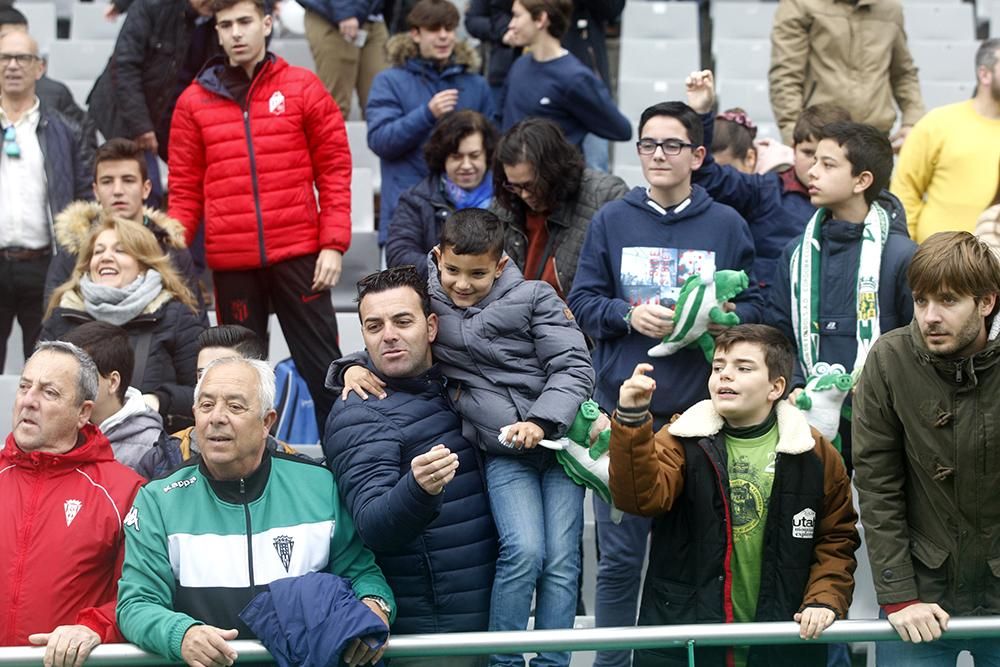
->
<box><xmin>64</xmin><ymin>499</ymin><xmax>82</xmax><ymax>526</ymax></box>
<box><xmin>792</xmin><ymin>508</ymin><xmax>816</xmax><ymax>539</ymax></box>
<box><xmin>273</xmin><ymin>535</ymin><xmax>294</xmax><ymax>572</ymax></box>
<box><xmin>563</xmin><ymin>307</ymin><xmax>575</xmax><ymax>321</ymax></box>
<box><xmin>857</xmin><ymin>285</ymin><xmax>878</xmax><ymax>321</ymax></box>
<box><xmin>269</xmin><ymin>91</ymin><xmax>286</xmax><ymax>115</ymax></box>
<box><xmin>124</xmin><ymin>506</ymin><xmax>140</xmax><ymax>532</ymax></box>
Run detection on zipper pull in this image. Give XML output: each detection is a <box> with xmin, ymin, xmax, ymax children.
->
<box><xmin>240</xmin><ymin>478</ymin><xmax>246</xmax><ymax>494</ymax></box>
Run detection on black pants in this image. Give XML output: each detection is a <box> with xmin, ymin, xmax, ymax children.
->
<box><xmin>213</xmin><ymin>254</ymin><xmax>341</xmax><ymax>434</ymax></box>
<box><xmin>0</xmin><ymin>254</ymin><xmax>49</xmax><ymax>370</ymax></box>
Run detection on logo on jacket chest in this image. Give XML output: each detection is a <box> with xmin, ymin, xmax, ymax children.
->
<box><xmin>269</xmin><ymin>91</ymin><xmax>286</xmax><ymax>115</ymax></box>
<box><xmin>273</xmin><ymin>535</ymin><xmax>294</xmax><ymax>572</ymax></box>
<box><xmin>64</xmin><ymin>499</ymin><xmax>82</xmax><ymax>526</ymax></box>
<box><xmin>792</xmin><ymin>508</ymin><xmax>816</xmax><ymax>539</ymax></box>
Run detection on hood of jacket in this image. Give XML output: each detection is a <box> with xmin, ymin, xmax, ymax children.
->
<box><xmin>1</xmin><ymin>422</ymin><xmax>116</xmax><ymax>469</ymax></box>
<box><xmin>100</xmin><ymin>386</ymin><xmax>166</xmax><ymax>440</ymax></box>
<box><xmin>619</xmin><ymin>183</ymin><xmax>717</xmax><ymax>226</ymax></box>
<box><xmin>668</xmin><ymin>400</ymin><xmax>816</xmax><ymax>455</ymax></box>
<box><xmin>195</xmin><ymin>53</ymin><xmax>284</xmax><ymax>99</ymax></box>
<box><xmin>426</xmin><ymin>251</ymin><xmax>524</xmax><ymax>310</ymax></box>
<box><xmin>385</xmin><ymin>33</ymin><xmax>481</xmax><ymax>71</ymax></box>
<box><xmin>54</xmin><ymin>201</ymin><xmax>189</xmax><ymax>254</ymax></box>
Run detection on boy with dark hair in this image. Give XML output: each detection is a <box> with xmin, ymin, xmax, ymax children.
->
<box><xmin>610</xmin><ymin>324</ymin><xmax>859</xmax><ymax>667</ymax></box>
<box><xmin>61</xmin><ymin>321</ymin><xmax>169</xmax><ymax>473</ymax></box>
<box><xmin>567</xmin><ymin>99</ymin><xmax>762</xmax><ymax>667</ymax></box>
<box><xmin>769</xmin><ymin>120</ymin><xmax>917</xmax><ymax>469</ymax></box>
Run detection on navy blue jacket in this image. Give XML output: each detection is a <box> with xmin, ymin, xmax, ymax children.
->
<box><xmin>295</xmin><ymin>0</ymin><xmax>383</xmax><ymax>26</ymax></box>
<box><xmin>322</xmin><ymin>364</ymin><xmax>497</xmax><ymax>634</ymax></box>
<box><xmin>567</xmin><ymin>185</ymin><xmax>763</xmax><ymax>422</ymax></box>
<box><xmin>384</xmin><ymin>174</ymin><xmax>452</xmax><ymax>278</ymax></box>
<box><xmin>366</xmin><ymin>36</ymin><xmax>493</xmax><ymax>243</ymax></box>
<box><xmin>30</xmin><ymin>104</ymin><xmax>93</xmax><ymax>223</ymax></box>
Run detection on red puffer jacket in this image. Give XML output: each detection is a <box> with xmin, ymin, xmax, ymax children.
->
<box><xmin>0</xmin><ymin>425</ymin><xmax>144</xmax><ymax>645</ymax></box>
<box><xmin>168</xmin><ymin>55</ymin><xmax>352</xmax><ymax>271</ymax></box>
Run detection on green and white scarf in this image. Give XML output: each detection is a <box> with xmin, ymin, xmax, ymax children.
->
<box><xmin>790</xmin><ymin>203</ymin><xmax>888</xmax><ymax>380</ymax></box>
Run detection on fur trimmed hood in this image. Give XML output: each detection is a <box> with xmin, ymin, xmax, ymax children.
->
<box><xmin>668</xmin><ymin>400</ymin><xmax>816</xmax><ymax>455</ymax></box>
<box><xmin>385</xmin><ymin>33</ymin><xmax>481</xmax><ymax>71</ymax></box>
<box><xmin>54</xmin><ymin>201</ymin><xmax>188</xmax><ymax>255</ymax></box>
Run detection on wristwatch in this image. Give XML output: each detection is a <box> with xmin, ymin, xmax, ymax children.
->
<box><xmin>362</xmin><ymin>595</ymin><xmax>392</xmax><ymax>617</ymax></box>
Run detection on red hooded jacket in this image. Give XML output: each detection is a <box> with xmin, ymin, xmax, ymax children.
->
<box><xmin>0</xmin><ymin>424</ymin><xmax>144</xmax><ymax>645</ymax></box>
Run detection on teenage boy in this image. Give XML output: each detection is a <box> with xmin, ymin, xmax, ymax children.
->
<box><xmin>610</xmin><ymin>324</ymin><xmax>859</xmax><ymax>667</ymax></box>
<box><xmin>768</xmin><ymin>121</ymin><xmax>917</xmax><ymax>471</ymax></box>
<box><xmin>566</xmin><ymin>100</ymin><xmax>762</xmax><ymax>667</ymax></box>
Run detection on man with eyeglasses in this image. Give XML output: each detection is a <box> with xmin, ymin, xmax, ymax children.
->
<box><xmin>567</xmin><ymin>100</ymin><xmax>762</xmax><ymax>667</ymax></box>
<box><xmin>0</xmin><ymin>29</ymin><xmax>91</xmax><ymax>372</ymax></box>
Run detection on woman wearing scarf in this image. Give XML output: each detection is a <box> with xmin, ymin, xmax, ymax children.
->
<box><xmin>41</xmin><ymin>217</ymin><xmax>205</xmax><ymax>429</ymax></box>
<box><xmin>385</xmin><ymin>110</ymin><xmax>498</xmax><ymax>277</ymax></box>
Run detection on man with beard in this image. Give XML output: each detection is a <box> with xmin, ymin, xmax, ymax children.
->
<box><xmin>891</xmin><ymin>39</ymin><xmax>1000</xmax><ymax>243</ymax></box>
<box><xmin>853</xmin><ymin>231</ymin><xmax>1000</xmax><ymax>665</ymax></box>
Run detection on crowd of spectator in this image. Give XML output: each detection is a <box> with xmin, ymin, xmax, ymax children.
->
<box><xmin>1</xmin><ymin>0</ymin><xmax>1000</xmax><ymax>664</ymax></box>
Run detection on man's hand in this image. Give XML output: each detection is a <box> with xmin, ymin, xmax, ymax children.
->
<box><xmin>28</xmin><ymin>625</ymin><xmax>101</xmax><ymax>667</ymax></box>
<box><xmin>888</xmin><ymin>602</ymin><xmax>950</xmax><ymax>643</ymax></box>
<box><xmin>794</xmin><ymin>607</ymin><xmax>836</xmax><ymax>640</ymax></box>
<box><xmin>501</xmin><ymin>421</ymin><xmax>544</xmax><ymax>449</ymax></box>
<box><xmin>103</xmin><ymin>2</ymin><xmax>121</xmax><ymax>19</ymax></box>
<box><xmin>412</xmin><ymin>444</ymin><xmax>459</xmax><ymax>494</ymax></box>
<box><xmin>312</xmin><ymin>249</ymin><xmax>343</xmax><ymax>291</ymax></box>
<box><xmin>706</xmin><ymin>300</ymin><xmax>736</xmax><ymax>336</ymax></box>
<box><xmin>341</xmin><ymin>366</ymin><xmax>387</xmax><ymax>401</ymax></box>
<box><xmin>890</xmin><ymin>125</ymin><xmax>913</xmax><ymax>154</ymax></box>
<box><xmin>630</xmin><ymin>303</ymin><xmax>675</xmax><ymax>339</ymax></box>
<box><xmin>685</xmin><ymin>69</ymin><xmax>716</xmax><ymax>114</ymax></box>
<box><xmin>339</xmin><ymin>17</ymin><xmax>360</xmax><ymax>42</ymax></box>
<box><xmin>344</xmin><ymin>598</ymin><xmax>388</xmax><ymax>666</ymax></box>
<box><xmin>427</xmin><ymin>89</ymin><xmax>459</xmax><ymax>118</ymax></box>
<box><xmin>181</xmin><ymin>625</ymin><xmax>238</xmax><ymax>667</ymax></box>
<box><xmin>619</xmin><ymin>363</ymin><xmax>656</xmax><ymax>409</ymax></box>
<box><xmin>135</xmin><ymin>131</ymin><xmax>158</xmax><ymax>154</ymax></box>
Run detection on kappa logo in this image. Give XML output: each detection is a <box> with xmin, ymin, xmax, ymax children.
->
<box><xmin>273</xmin><ymin>535</ymin><xmax>294</xmax><ymax>572</ymax></box>
<box><xmin>163</xmin><ymin>477</ymin><xmax>198</xmax><ymax>493</ymax></box>
<box><xmin>792</xmin><ymin>508</ymin><xmax>816</xmax><ymax>539</ymax></box>
<box><xmin>64</xmin><ymin>499</ymin><xmax>82</xmax><ymax>526</ymax></box>
<box><xmin>124</xmin><ymin>506</ymin><xmax>140</xmax><ymax>532</ymax></box>
<box><xmin>269</xmin><ymin>91</ymin><xmax>286</xmax><ymax>115</ymax></box>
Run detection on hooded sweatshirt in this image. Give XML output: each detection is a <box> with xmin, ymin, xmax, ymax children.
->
<box><xmin>567</xmin><ymin>185</ymin><xmax>763</xmax><ymax>421</ymax></box>
<box><xmin>100</xmin><ymin>386</ymin><xmax>168</xmax><ymax>473</ymax></box>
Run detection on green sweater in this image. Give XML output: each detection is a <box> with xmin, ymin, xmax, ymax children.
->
<box><xmin>117</xmin><ymin>452</ymin><xmax>394</xmax><ymax>661</ymax></box>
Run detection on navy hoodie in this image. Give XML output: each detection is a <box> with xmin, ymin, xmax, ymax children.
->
<box><xmin>567</xmin><ymin>185</ymin><xmax>763</xmax><ymax>422</ymax></box>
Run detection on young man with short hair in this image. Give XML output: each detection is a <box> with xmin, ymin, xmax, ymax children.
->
<box><xmin>853</xmin><ymin>232</ymin><xmax>1000</xmax><ymax>665</ymax></box>
<box><xmin>168</xmin><ymin>0</ymin><xmax>351</xmax><ymax>432</ymax></box>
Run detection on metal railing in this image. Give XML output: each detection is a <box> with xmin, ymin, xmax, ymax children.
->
<box><xmin>2</xmin><ymin>618</ymin><xmax>999</xmax><ymax>666</ymax></box>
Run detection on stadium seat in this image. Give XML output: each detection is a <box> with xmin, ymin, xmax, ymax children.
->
<box><xmin>611</xmin><ymin>162</ymin><xmax>645</xmax><ymax>189</ymax></box>
<box><xmin>619</xmin><ymin>38</ymin><xmax>701</xmax><ymax>82</ymax></box>
<box><xmin>0</xmin><ymin>375</ymin><xmax>18</xmax><ymax>436</ymax></box>
<box><xmin>346</xmin><ymin>120</ymin><xmax>381</xmax><ymax>193</ymax></box>
<box><xmin>269</xmin><ymin>38</ymin><xmax>315</xmax><ymax>71</ymax></box>
<box><xmin>620</xmin><ymin>1</ymin><xmax>699</xmax><ymax>40</ymax></box>
<box><xmin>617</xmin><ymin>79</ymin><xmax>681</xmax><ymax>123</ymax></box>
<box><xmin>64</xmin><ymin>78</ymin><xmax>92</xmax><ymax>108</ymax></box>
<box><xmin>903</xmin><ymin>3</ymin><xmax>975</xmax><ymax>40</ymax></box>
<box><xmin>712</xmin><ymin>2</ymin><xmax>778</xmax><ymax>40</ymax></box>
<box><xmin>921</xmin><ymin>79</ymin><xmax>975</xmax><ymax>108</ymax></box>
<box><xmin>47</xmin><ymin>39</ymin><xmax>114</xmax><ymax>81</ymax></box>
<box><xmin>714</xmin><ymin>38</ymin><xmax>770</xmax><ymax>80</ymax></box>
<box><xmin>14</xmin><ymin>2</ymin><xmax>56</xmax><ymax>55</ymax></box>
<box><xmin>909</xmin><ymin>39</ymin><xmax>978</xmax><ymax>81</ymax></box>
<box><xmin>332</xmin><ymin>230</ymin><xmax>379</xmax><ymax>312</ymax></box>
<box><xmin>70</xmin><ymin>2</ymin><xmax>123</xmax><ymax>40</ymax></box>
<box><xmin>716</xmin><ymin>78</ymin><xmax>777</xmax><ymax>127</ymax></box>
<box><xmin>352</xmin><ymin>167</ymin><xmax>375</xmax><ymax>232</ymax></box>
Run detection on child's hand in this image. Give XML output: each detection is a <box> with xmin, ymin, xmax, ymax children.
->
<box><xmin>341</xmin><ymin>366</ymin><xmax>387</xmax><ymax>401</ymax></box>
<box><xmin>502</xmin><ymin>421</ymin><xmax>545</xmax><ymax>449</ymax></box>
<box><xmin>685</xmin><ymin>69</ymin><xmax>716</xmax><ymax>114</ymax></box>
<box><xmin>794</xmin><ymin>607</ymin><xmax>836</xmax><ymax>639</ymax></box>
<box><xmin>619</xmin><ymin>364</ymin><xmax>656</xmax><ymax>409</ymax></box>
<box><xmin>588</xmin><ymin>412</ymin><xmax>611</xmax><ymax>444</ymax></box>
<box><xmin>707</xmin><ymin>301</ymin><xmax>737</xmax><ymax>336</ymax></box>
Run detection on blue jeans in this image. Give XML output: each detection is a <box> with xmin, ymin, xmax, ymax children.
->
<box><xmin>877</xmin><ymin>610</ymin><xmax>1000</xmax><ymax>666</ymax></box>
<box><xmin>582</xmin><ymin>133</ymin><xmax>609</xmax><ymax>172</ymax></box>
<box><xmin>485</xmin><ymin>452</ymin><xmax>585</xmax><ymax>667</ymax></box>
<box><xmin>593</xmin><ymin>495</ymin><xmax>651</xmax><ymax>667</ymax></box>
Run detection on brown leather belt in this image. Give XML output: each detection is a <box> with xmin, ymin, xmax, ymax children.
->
<box><xmin>0</xmin><ymin>246</ymin><xmax>50</xmax><ymax>261</ymax></box>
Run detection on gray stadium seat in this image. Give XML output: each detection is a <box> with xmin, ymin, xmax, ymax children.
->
<box><xmin>332</xmin><ymin>230</ymin><xmax>379</xmax><ymax>312</ymax></box>
<box><xmin>619</xmin><ymin>38</ymin><xmax>701</xmax><ymax>81</ymax></box>
<box><xmin>611</xmin><ymin>163</ymin><xmax>645</xmax><ymax>190</ymax></box>
<box><xmin>617</xmin><ymin>79</ymin><xmax>682</xmax><ymax>122</ymax></box>
<box><xmin>270</xmin><ymin>38</ymin><xmax>315</xmax><ymax>71</ymax></box>
<box><xmin>712</xmin><ymin>2</ymin><xmax>778</xmax><ymax>39</ymax></box>
<box><xmin>903</xmin><ymin>3</ymin><xmax>975</xmax><ymax>40</ymax></box>
<box><xmin>64</xmin><ymin>78</ymin><xmax>93</xmax><ymax>108</ymax></box>
<box><xmin>716</xmin><ymin>78</ymin><xmax>777</xmax><ymax>127</ymax></box>
<box><xmin>921</xmin><ymin>79</ymin><xmax>975</xmax><ymax>108</ymax></box>
<box><xmin>14</xmin><ymin>2</ymin><xmax>56</xmax><ymax>55</ymax></box>
<box><xmin>621</xmin><ymin>1</ymin><xmax>699</xmax><ymax>40</ymax></box>
<box><xmin>346</xmin><ymin>120</ymin><xmax>381</xmax><ymax>193</ymax></box>
<box><xmin>713</xmin><ymin>38</ymin><xmax>770</xmax><ymax>80</ymax></box>
<box><xmin>909</xmin><ymin>39</ymin><xmax>978</xmax><ymax>81</ymax></box>
<box><xmin>47</xmin><ymin>39</ymin><xmax>114</xmax><ymax>81</ymax></box>
<box><xmin>17</xmin><ymin>0</ymin><xmax>70</xmax><ymax>20</ymax></box>
<box><xmin>0</xmin><ymin>375</ymin><xmax>18</xmax><ymax>437</ymax></box>
<box><xmin>70</xmin><ymin>2</ymin><xmax>124</xmax><ymax>40</ymax></box>
<box><xmin>352</xmin><ymin>167</ymin><xmax>375</xmax><ymax>232</ymax></box>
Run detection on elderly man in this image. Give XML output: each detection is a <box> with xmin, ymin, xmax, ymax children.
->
<box><xmin>117</xmin><ymin>356</ymin><xmax>394</xmax><ymax>667</ymax></box>
<box><xmin>323</xmin><ymin>266</ymin><xmax>496</xmax><ymax>665</ymax></box>
<box><xmin>0</xmin><ymin>341</ymin><xmax>144</xmax><ymax>666</ymax></box>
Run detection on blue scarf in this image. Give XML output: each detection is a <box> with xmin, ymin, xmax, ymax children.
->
<box><xmin>442</xmin><ymin>173</ymin><xmax>493</xmax><ymax>210</ymax></box>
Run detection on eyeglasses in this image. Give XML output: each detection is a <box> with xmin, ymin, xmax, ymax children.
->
<box><xmin>0</xmin><ymin>53</ymin><xmax>40</xmax><ymax>67</ymax></box>
<box><xmin>356</xmin><ymin>265</ymin><xmax>422</xmax><ymax>295</ymax></box>
<box><xmin>502</xmin><ymin>180</ymin><xmax>534</xmax><ymax>195</ymax></box>
<box><xmin>636</xmin><ymin>138</ymin><xmax>697</xmax><ymax>156</ymax></box>
<box><xmin>3</xmin><ymin>126</ymin><xmax>19</xmax><ymax>159</ymax></box>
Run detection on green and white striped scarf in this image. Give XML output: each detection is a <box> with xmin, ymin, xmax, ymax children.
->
<box><xmin>790</xmin><ymin>203</ymin><xmax>889</xmax><ymax>380</ymax></box>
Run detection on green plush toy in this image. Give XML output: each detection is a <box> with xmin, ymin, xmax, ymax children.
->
<box><xmin>539</xmin><ymin>400</ymin><xmax>612</xmax><ymax>505</ymax></box>
<box><xmin>647</xmin><ymin>268</ymin><xmax>749</xmax><ymax>362</ymax></box>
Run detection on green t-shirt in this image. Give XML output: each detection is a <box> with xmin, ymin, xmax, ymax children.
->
<box><xmin>726</xmin><ymin>422</ymin><xmax>778</xmax><ymax>667</ymax></box>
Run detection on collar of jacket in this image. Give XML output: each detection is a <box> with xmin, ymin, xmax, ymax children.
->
<box><xmin>667</xmin><ymin>400</ymin><xmax>815</xmax><ymax>454</ymax></box>
<box><xmin>200</xmin><ymin>446</ymin><xmax>272</xmax><ymax>503</ymax></box>
<box><xmin>386</xmin><ymin>32</ymin><xmax>481</xmax><ymax>71</ymax></box>
<box><xmin>1</xmin><ymin>423</ymin><xmax>115</xmax><ymax>470</ymax></box>
<box><xmin>196</xmin><ymin>52</ymin><xmax>278</xmax><ymax>100</ymax></box>
<box><xmin>55</xmin><ymin>201</ymin><xmax>188</xmax><ymax>254</ymax></box>
<box><xmin>366</xmin><ymin>359</ymin><xmax>447</xmax><ymax>395</ymax></box>
<box><xmin>907</xmin><ymin>318</ymin><xmax>1000</xmax><ymax>382</ymax></box>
